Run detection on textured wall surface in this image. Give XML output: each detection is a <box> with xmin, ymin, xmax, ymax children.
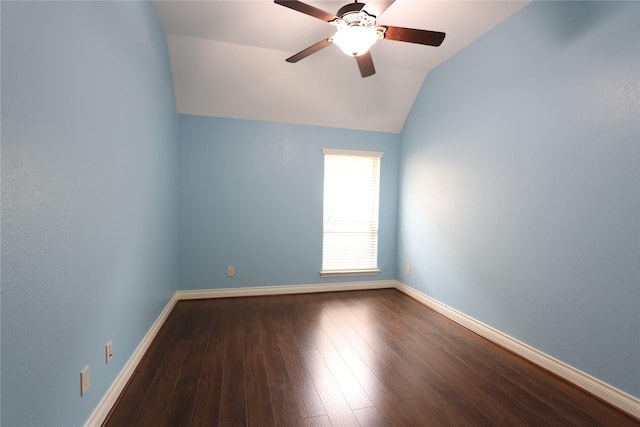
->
<box><xmin>2</xmin><ymin>1</ymin><xmax>638</xmax><ymax>425</ymax></box>
<box><xmin>179</xmin><ymin>115</ymin><xmax>400</xmax><ymax>290</ymax></box>
<box><xmin>1</xmin><ymin>2</ymin><xmax>178</xmax><ymax>425</ymax></box>
<box><xmin>398</xmin><ymin>1</ymin><xmax>640</xmax><ymax>397</ymax></box>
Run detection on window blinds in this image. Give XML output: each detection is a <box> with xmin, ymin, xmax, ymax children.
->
<box><xmin>321</xmin><ymin>149</ymin><xmax>382</xmax><ymax>275</ymax></box>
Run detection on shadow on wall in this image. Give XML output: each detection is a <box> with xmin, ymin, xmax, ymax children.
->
<box><xmin>545</xmin><ymin>1</ymin><xmax>618</xmax><ymax>45</ymax></box>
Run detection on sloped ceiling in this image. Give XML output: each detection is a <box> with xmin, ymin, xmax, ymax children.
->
<box><xmin>153</xmin><ymin>0</ymin><xmax>529</xmax><ymax>133</ymax></box>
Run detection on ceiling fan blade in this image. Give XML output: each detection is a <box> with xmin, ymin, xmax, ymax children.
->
<box><xmin>356</xmin><ymin>51</ymin><xmax>376</xmax><ymax>78</ymax></box>
<box><xmin>362</xmin><ymin>0</ymin><xmax>396</xmax><ymax>18</ymax></box>
<box><xmin>384</xmin><ymin>26</ymin><xmax>446</xmax><ymax>46</ymax></box>
<box><xmin>286</xmin><ymin>38</ymin><xmax>332</xmax><ymax>63</ymax></box>
<box><xmin>274</xmin><ymin>0</ymin><xmax>337</xmax><ymax>22</ymax></box>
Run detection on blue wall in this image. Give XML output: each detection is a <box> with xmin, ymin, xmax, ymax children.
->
<box><xmin>1</xmin><ymin>2</ymin><xmax>178</xmax><ymax>425</ymax></box>
<box><xmin>2</xmin><ymin>1</ymin><xmax>637</xmax><ymax>424</ymax></box>
<box><xmin>398</xmin><ymin>1</ymin><xmax>640</xmax><ymax>398</ymax></box>
<box><xmin>179</xmin><ymin>115</ymin><xmax>399</xmax><ymax>290</ymax></box>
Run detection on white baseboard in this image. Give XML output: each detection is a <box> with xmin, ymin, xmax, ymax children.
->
<box><xmin>393</xmin><ymin>281</ymin><xmax>640</xmax><ymax>420</ymax></box>
<box><xmin>85</xmin><ymin>280</ymin><xmax>639</xmax><ymax>425</ymax></box>
<box><xmin>84</xmin><ymin>294</ymin><xmax>179</xmax><ymax>427</ymax></box>
<box><xmin>84</xmin><ymin>280</ymin><xmax>394</xmax><ymax>425</ymax></box>
<box><xmin>176</xmin><ymin>280</ymin><xmax>396</xmax><ymax>300</ymax></box>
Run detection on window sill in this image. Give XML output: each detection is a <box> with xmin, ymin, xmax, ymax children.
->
<box><xmin>320</xmin><ymin>269</ymin><xmax>381</xmax><ymax>278</ymax></box>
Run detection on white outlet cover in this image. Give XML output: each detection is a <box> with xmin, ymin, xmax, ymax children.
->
<box><xmin>106</xmin><ymin>341</ymin><xmax>113</xmax><ymax>364</ymax></box>
<box><xmin>80</xmin><ymin>365</ymin><xmax>90</xmax><ymax>396</ymax></box>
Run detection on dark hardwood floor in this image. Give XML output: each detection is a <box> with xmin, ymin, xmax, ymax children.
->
<box><xmin>104</xmin><ymin>289</ymin><xmax>639</xmax><ymax>426</ymax></box>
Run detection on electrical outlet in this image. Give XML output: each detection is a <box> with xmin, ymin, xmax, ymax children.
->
<box><xmin>406</xmin><ymin>265</ymin><xmax>411</xmax><ymax>276</ymax></box>
<box><xmin>80</xmin><ymin>365</ymin><xmax>90</xmax><ymax>396</ymax></box>
<box><xmin>227</xmin><ymin>266</ymin><xmax>235</xmax><ymax>277</ymax></box>
<box><xmin>106</xmin><ymin>340</ymin><xmax>113</xmax><ymax>364</ymax></box>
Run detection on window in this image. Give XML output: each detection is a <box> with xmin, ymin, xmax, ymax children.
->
<box><xmin>321</xmin><ymin>149</ymin><xmax>383</xmax><ymax>276</ymax></box>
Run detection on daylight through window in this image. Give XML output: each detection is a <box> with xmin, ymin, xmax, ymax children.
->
<box><xmin>321</xmin><ymin>149</ymin><xmax>382</xmax><ymax>276</ymax></box>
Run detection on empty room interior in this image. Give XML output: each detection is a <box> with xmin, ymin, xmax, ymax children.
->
<box><xmin>1</xmin><ymin>0</ymin><xmax>639</xmax><ymax>426</ymax></box>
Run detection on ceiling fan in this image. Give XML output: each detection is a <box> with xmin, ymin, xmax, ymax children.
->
<box><xmin>274</xmin><ymin>0</ymin><xmax>446</xmax><ymax>78</ymax></box>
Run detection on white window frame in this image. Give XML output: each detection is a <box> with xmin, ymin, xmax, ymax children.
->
<box><xmin>320</xmin><ymin>148</ymin><xmax>383</xmax><ymax>277</ymax></box>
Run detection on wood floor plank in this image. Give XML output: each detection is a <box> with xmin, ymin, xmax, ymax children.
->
<box><xmin>420</xmin><ymin>332</ymin><xmax>574</xmax><ymax>426</ymax></box>
<box><xmin>399</xmin><ymin>397</ymin><xmax>473</xmax><ymax>427</ymax></box>
<box><xmin>436</xmin><ymin>389</ymin><xmax>496</xmax><ymax>427</ymax></box>
<box><xmin>353</xmin><ymin>406</ymin><xmax>386</xmax><ymax>427</ymax></box>
<box><xmin>160</xmin><ymin>306</ymin><xmax>212</xmax><ymax>426</ymax></box>
<box><xmin>307</xmin><ymin>327</ymin><xmax>373</xmax><ymax>410</ymax></box>
<box><xmin>451</xmin><ymin>330</ymin><xmax>640</xmax><ymax>427</ymax></box>
<box><xmin>258</xmin><ymin>306</ymin><xmax>303</xmax><ymax>426</ymax></box>
<box><xmin>103</xmin><ymin>290</ymin><xmax>640</xmax><ymax>427</ymax></box>
<box><xmin>336</xmin><ymin>345</ymin><xmax>416</xmax><ymax>426</ymax></box>
<box><xmin>297</xmin><ymin>414</ymin><xmax>333</xmax><ymax>427</ymax></box>
<box><xmin>378</xmin><ymin>290</ymin><xmax>639</xmax><ymax>426</ymax></box>
<box><xmin>424</xmin><ymin>336</ymin><xmax>551</xmax><ymax>425</ymax></box>
<box><xmin>336</xmin><ymin>345</ymin><xmax>399</xmax><ymax>402</ymax></box>
<box><xmin>375</xmin><ymin>292</ymin><xmax>586</xmax><ymax>425</ymax></box>
<box><xmin>190</xmin><ymin>299</ymin><xmax>230</xmax><ymax>427</ymax></box>
<box><xmin>274</xmin><ymin>304</ymin><xmax>327</xmax><ymax>419</ymax></box>
<box><xmin>217</xmin><ymin>301</ymin><xmax>247</xmax><ymax>427</ymax></box>
<box><xmin>298</xmin><ymin>350</ymin><xmax>361</xmax><ymax>427</ymax></box>
<box><xmin>334</xmin><ymin>299</ymin><xmax>388</xmax><ymax>344</ymax></box>
<box><xmin>284</xmin><ymin>300</ymin><xmax>320</xmax><ymax>352</ymax></box>
<box><xmin>103</xmin><ymin>303</ymin><xmax>190</xmax><ymax>427</ymax></box>
<box><xmin>385</xmin><ymin>338</ymin><xmax>526</xmax><ymax>427</ymax></box>
<box><xmin>317</xmin><ymin>297</ymin><xmax>351</xmax><ymax>327</ymax></box>
<box><xmin>430</xmin><ymin>330</ymin><xmax>610</xmax><ymax>426</ymax></box>
<box><xmin>132</xmin><ymin>302</ymin><xmax>202</xmax><ymax>426</ymax></box>
<box><xmin>243</xmin><ymin>306</ymin><xmax>276</xmax><ymax>427</ymax></box>
<box><xmin>338</xmin><ymin>325</ymin><xmax>429</xmax><ymax>401</ymax></box>
<box><xmin>358</xmin><ymin>295</ymin><xmax>415</xmax><ymax>342</ymax></box>
<box><xmin>475</xmin><ymin>381</ymin><xmax>554</xmax><ymax>427</ymax></box>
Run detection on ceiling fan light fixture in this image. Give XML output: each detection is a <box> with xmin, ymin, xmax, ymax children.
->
<box><xmin>332</xmin><ymin>25</ymin><xmax>378</xmax><ymax>57</ymax></box>
<box><xmin>274</xmin><ymin>0</ymin><xmax>446</xmax><ymax>78</ymax></box>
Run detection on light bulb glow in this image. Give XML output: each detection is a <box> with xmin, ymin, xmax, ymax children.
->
<box><xmin>332</xmin><ymin>25</ymin><xmax>378</xmax><ymax>57</ymax></box>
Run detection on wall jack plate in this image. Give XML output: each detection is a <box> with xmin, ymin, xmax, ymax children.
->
<box><xmin>227</xmin><ymin>266</ymin><xmax>235</xmax><ymax>277</ymax></box>
<box><xmin>106</xmin><ymin>340</ymin><xmax>113</xmax><ymax>364</ymax></box>
<box><xmin>80</xmin><ymin>365</ymin><xmax>90</xmax><ymax>396</ymax></box>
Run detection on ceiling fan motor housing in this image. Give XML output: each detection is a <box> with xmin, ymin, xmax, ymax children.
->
<box><xmin>335</xmin><ymin>2</ymin><xmax>376</xmax><ymax>28</ymax></box>
<box><xmin>337</xmin><ymin>2</ymin><xmax>365</xmax><ymax>17</ymax></box>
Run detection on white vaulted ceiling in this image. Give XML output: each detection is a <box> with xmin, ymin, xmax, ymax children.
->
<box><xmin>153</xmin><ymin>0</ymin><xmax>529</xmax><ymax>133</ymax></box>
